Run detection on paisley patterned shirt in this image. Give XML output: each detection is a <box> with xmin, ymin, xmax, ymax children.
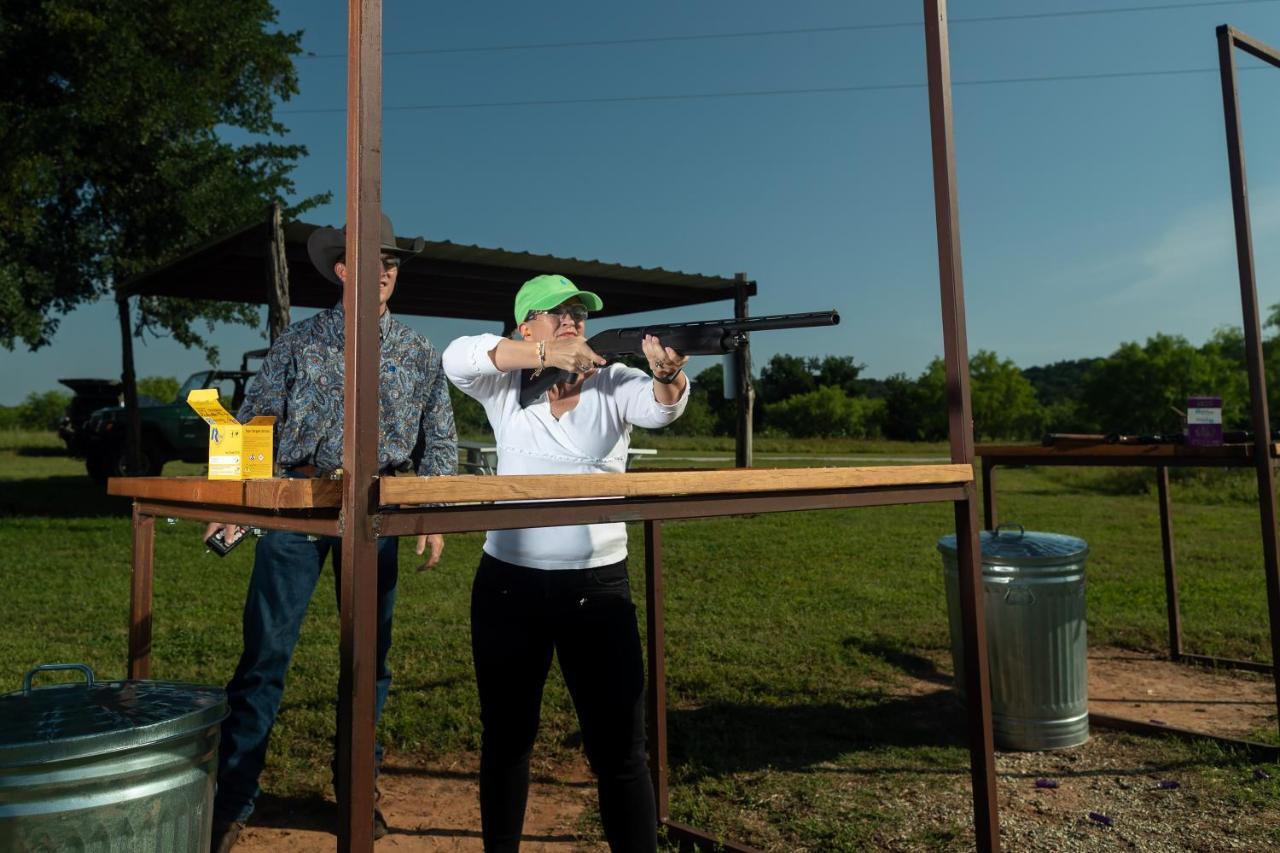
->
<box><xmin>237</xmin><ymin>305</ymin><xmax>457</xmax><ymax>477</ymax></box>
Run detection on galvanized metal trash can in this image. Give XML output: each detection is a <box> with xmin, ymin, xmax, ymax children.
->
<box><xmin>0</xmin><ymin>663</ymin><xmax>227</xmax><ymax>852</ymax></box>
<box><xmin>938</xmin><ymin>526</ymin><xmax>1090</xmax><ymax>750</ymax></box>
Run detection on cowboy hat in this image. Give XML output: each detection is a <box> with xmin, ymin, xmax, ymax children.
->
<box><xmin>306</xmin><ymin>213</ymin><xmax>424</xmax><ymax>285</ymax></box>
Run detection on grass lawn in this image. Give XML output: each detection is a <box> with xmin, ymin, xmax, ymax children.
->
<box><xmin>1</xmin><ymin>430</ymin><xmax>1278</xmax><ymax>850</ymax></box>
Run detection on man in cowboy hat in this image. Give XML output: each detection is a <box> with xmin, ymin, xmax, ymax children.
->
<box><xmin>206</xmin><ymin>213</ymin><xmax>457</xmax><ymax>851</ymax></box>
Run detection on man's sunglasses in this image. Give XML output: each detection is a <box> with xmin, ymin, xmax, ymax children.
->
<box><xmin>337</xmin><ymin>255</ymin><xmax>401</xmax><ymax>273</ymax></box>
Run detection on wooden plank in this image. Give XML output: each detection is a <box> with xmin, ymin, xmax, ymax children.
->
<box><xmin>379</xmin><ymin>464</ymin><xmax>974</xmax><ymax>505</ymax></box>
<box><xmin>108</xmin><ymin>476</ymin><xmax>342</xmax><ymax>508</ymax></box>
<box><xmin>245</xmin><ymin>477</ymin><xmax>342</xmax><ymax>508</ymax></box>
<box><xmin>108</xmin><ymin>476</ymin><xmax>248</xmax><ymax>502</ymax></box>
<box><xmin>976</xmin><ymin>443</ymin><xmax>1280</xmax><ymax>460</ymax></box>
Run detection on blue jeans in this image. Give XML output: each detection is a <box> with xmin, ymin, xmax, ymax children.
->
<box><xmin>214</xmin><ymin>528</ymin><xmax>399</xmax><ymax>823</ymax></box>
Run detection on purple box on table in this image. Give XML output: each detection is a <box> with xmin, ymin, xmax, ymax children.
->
<box><xmin>1186</xmin><ymin>396</ymin><xmax>1223</xmax><ymax>446</ymax></box>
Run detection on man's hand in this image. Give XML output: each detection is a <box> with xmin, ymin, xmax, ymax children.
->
<box><xmin>202</xmin><ymin>517</ymin><xmax>244</xmax><ymax>550</ymax></box>
<box><xmin>204</xmin><ymin>522</ymin><xmax>243</xmax><ymax>547</ymax></box>
<box><xmin>415</xmin><ymin>533</ymin><xmax>444</xmax><ymax>571</ymax></box>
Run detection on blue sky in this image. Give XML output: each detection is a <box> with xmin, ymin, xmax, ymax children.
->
<box><xmin>6</xmin><ymin>0</ymin><xmax>1280</xmax><ymax>403</ymax></box>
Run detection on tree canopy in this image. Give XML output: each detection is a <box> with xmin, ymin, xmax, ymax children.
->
<box><xmin>0</xmin><ymin>0</ymin><xmax>326</xmax><ymax>360</ymax></box>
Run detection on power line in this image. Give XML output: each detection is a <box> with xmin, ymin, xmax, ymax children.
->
<box><xmin>299</xmin><ymin>0</ymin><xmax>1280</xmax><ymax>60</ymax></box>
<box><xmin>277</xmin><ymin>65</ymin><xmax>1265</xmax><ymax>115</ymax></box>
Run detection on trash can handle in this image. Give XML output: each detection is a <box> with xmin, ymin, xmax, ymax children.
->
<box><xmin>22</xmin><ymin>663</ymin><xmax>95</xmax><ymax>695</ymax></box>
<box><xmin>1004</xmin><ymin>587</ymin><xmax>1036</xmax><ymax>605</ymax></box>
<box><xmin>994</xmin><ymin>523</ymin><xmax>1025</xmax><ymax>539</ymax></box>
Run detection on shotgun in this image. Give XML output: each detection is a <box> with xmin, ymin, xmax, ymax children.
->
<box><xmin>519</xmin><ymin>309</ymin><xmax>841</xmax><ymax>408</ymax></box>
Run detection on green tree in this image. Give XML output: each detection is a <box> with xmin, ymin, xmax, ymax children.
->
<box><xmin>665</xmin><ymin>393</ymin><xmax>715</xmax><ymax>436</ymax></box>
<box><xmin>690</xmin><ymin>363</ymin><xmax>738</xmax><ymax>436</ymax></box>
<box><xmin>136</xmin><ymin>376</ymin><xmax>180</xmax><ymax>404</ymax></box>
<box><xmin>1081</xmin><ymin>334</ymin><xmax>1246</xmax><ymax>434</ymax></box>
<box><xmin>969</xmin><ymin>350</ymin><xmax>1044</xmax><ymax>440</ymax></box>
<box><xmin>767</xmin><ymin>386</ymin><xmax>884</xmax><ymax>438</ymax></box>
<box><xmin>881</xmin><ymin>371</ymin><xmax>938</xmax><ymax>441</ymax></box>
<box><xmin>881</xmin><ymin>354</ymin><xmax>1043</xmax><ymax>441</ymax></box>
<box><xmin>813</xmin><ymin>355</ymin><xmax>865</xmax><ymax>396</ymax></box>
<box><xmin>757</xmin><ymin>354</ymin><xmax>816</xmax><ymax>404</ymax></box>
<box><xmin>0</xmin><ymin>0</ymin><xmax>325</xmax><ymax>359</ymax></box>
<box><xmin>1199</xmin><ymin>327</ymin><xmax>1251</xmax><ymax>429</ymax></box>
<box><xmin>448</xmin><ymin>385</ymin><xmax>491</xmax><ymax>440</ymax></box>
<box><xmin>17</xmin><ymin>390</ymin><xmax>72</xmax><ymax>430</ymax></box>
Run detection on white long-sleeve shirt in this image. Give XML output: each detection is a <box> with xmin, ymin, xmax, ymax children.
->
<box><xmin>443</xmin><ymin>333</ymin><xmax>689</xmax><ymax>569</ymax></box>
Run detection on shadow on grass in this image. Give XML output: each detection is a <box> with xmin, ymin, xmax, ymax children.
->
<box><xmin>667</xmin><ymin>689</ymin><xmax>967</xmax><ymax>781</ymax></box>
<box><xmin>250</xmin><ymin>790</ymin><xmax>580</xmax><ymax>842</ymax></box>
<box><xmin>380</xmin><ymin>762</ymin><xmax>594</xmax><ymax>788</ymax></box>
<box><xmin>842</xmin><ymin>635</ymin><xmax>954</xmax><ymax>689</ymax></box>
<box><xmin>245</xmin><ymin>791</ymin><xmax>334</xmax><ymax>833</ymax></box>
<box><xmin>0</xmin><ymin>476</ymin><xmax>129</xmax><ymax>517</ymax></box>
<box><xmin>15</xmin><ymin>446</ymin><xmax>70</xmax><ymax>457</ymax></box>
<box><xmin>280</xmin><ymin>676</ymin><xmax>471</xmax><ymax>715</ymax></box>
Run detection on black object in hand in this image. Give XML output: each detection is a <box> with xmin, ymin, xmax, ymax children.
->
<box><xmin>205</xmin><ymin>527</ymin><xmax>245</xmax><ymax>557</ymax></box>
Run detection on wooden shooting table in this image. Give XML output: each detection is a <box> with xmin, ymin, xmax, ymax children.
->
<box><xmin>105</xmin><ymin>2</ymin><xmax>1006</xmax><ymax>849</ymax></box>
<box><xmin>977</xmin><ymin>441</ymin><xmax>1280</xmax><ymax>746</ymax></box>
<box><xmin>110</xmin><ymin>463</ymin><xmax>988</xmax><ymax>853</ymax></box>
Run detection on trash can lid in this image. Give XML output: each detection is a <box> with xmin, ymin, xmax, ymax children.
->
<box><xmin>0</xmin><ymin>664</ymin><xmax>226</xmax><ymax>768</ymax></box>
<box><xmin>937</xmin><ymin>524</ymin><xmax>1088</xmax><ymax>566</ymax></box>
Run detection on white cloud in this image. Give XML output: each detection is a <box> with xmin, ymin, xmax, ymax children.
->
<box><xmin>1101</xmin><ymin>187</ymin><xmax>1280</xmax><ymax>310</ymax></box>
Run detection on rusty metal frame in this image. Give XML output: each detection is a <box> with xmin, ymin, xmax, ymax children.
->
<box><xmin>980</xmin><ymin>451</ymin><xmax>1280</xmax><ymax>742</ymax></box>
<box><xmin>112</xmin><ymin>1</ymin><xmax>1000</xmax><ymax>850</ymax></box>
<box><xmin>973</xmin><ymin>23</ymin><xmax>1280</xmax><ymax>752</ymax></box>
<box><xmin>1218</xmin><ymin>23</ymin><xmax>1280</xmax><ymax>735</ymax></box>
<box><xmin>979</xmin><ymin>451</ymin><xmax>1276</xmax><ymax>674</ymax></box>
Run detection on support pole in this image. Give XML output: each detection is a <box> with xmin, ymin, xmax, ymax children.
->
<box><xmin>644</xmin><ymin>520</ymin><xmax>670</xmax><ymax>821</ymax></box>
<box><xmin>336</xmin><ymin>0</ymin><xmax>383</xmax><ymax>850</ymax></box>
<box><xmin>1156</xmin><ymin>466</ymin><xmax>1183</xmax><ymax>660</ymax></box>
<box><xmin>115</xmin><ymin>292</ymin><xmax>142</xmax><ymax>475</ymax></box>
<box><xmin>924</xmin><ymin>1</ymin><xmax>999</xmax><ymax>848</ymax></box>
<box><xmin>127</xmin><ymin>502</ymin><xmax>155</xmax><ymax>679</ymax></box>
<box><xmin>1217</xmin><ymin>24</ymin><xmax>1280</xmax><ymax>734</ymax></box>
<box><xmin>981</xmin><ymin>459</ymin><xmax>997</xmax><ymax>531</ymax></box>
<box><xmin>268</xmin><ymin>202</ymin><xmax>291</xmax><ymax>342</ymax></box>
<box><xmin>733</xmin><ymin>274</ymin><xmax>754</xmax><ymax>469</ymax></box>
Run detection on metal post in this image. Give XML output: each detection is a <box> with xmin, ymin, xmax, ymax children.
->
<box><xmin>1156</xmin><ymin>466</ymin><xmax>1183</xmax><ymax>660</ymax></box>
<box><xmin>127</xmin><ymin>502</ymin><xmax>155</xmax><ymax>679</ymax></box>
<box><xmin>733</xmin><ymin>275</ymin><xmax>754</xmax><ymax>469</ymax></box>
<box><xmin>336</xmin><ymin>0</ymin><xmax>383</xmax><ymax>849</ymax></box>
<box><xmin>924</xmin><ymin>1</ymin><xmax>999</xmax><ymax>848</ymax></box>
<box><xmin>116</xmin><ymin>292</ymin><xmax>142</xmax><ymax>475</ymax></box>
<box><xmin>1217</xmin><ymin>24</ymin><xmax>1280</xmax><ymax>732</ymax></box>
<box><xmin>644</xmin><ymin>520</ymin><xmax>670</xmax><ymax>821</ymax></box>
<box><xmin>981</xmin><ymin>459</ymin><xmax>997</xmax><ymax>531</ymax></box>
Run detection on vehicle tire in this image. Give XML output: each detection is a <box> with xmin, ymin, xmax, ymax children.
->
<box><xmin>106</xmin><ymin>443</ymin><xmax>165</xmax><ymax>478</ymax></box>
<box><xmin>85</xmin><ymin>453</ymin><xmax>111</xmax><ymax>483</ymax></box>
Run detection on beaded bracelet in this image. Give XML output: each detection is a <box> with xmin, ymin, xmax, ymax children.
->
<box><xmin>531</xmin><ymin>340</ymin><xmax>547</xmax><ymax>377</ymax></box>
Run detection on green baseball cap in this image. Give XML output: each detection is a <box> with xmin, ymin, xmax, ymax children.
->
<box><xmin>513</xmin><ymin>274</ymin><xmax>603</xmax><ymax>326</ymax></box>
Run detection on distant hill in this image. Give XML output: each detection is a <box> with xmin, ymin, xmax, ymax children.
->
<box><xmin>1022</xmin><ymin>358</ymin><xmax>1103</xmax><ymax>406</ymax></box>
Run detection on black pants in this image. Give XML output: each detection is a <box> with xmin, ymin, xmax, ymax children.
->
<box><xmin>471</xmin><ymin>553</ymin><xmax>657</xmax><ymax>853</ymax></box>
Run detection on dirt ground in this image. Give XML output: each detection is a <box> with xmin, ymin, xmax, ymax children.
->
<box><xmin>231</xmin><ymin>648</ymin><xmax>1277</xmax><ymax>851</ymax></box>
<box><xmin>1084</xmin><ymin>648</ymin><xmax>1275</xmax><ymax>740</ymax></box>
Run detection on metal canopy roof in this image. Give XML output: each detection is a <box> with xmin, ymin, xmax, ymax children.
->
<box><xmin>121</xmin><ymin>219</ymin><xmax>754</xmax><ymax>324</ymax></box>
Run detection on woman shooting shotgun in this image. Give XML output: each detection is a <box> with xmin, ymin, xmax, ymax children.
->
<box><xmin>442</xmin><ymin>273</ymin><xmax>688</xmax><ymax>852</ymax></box>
